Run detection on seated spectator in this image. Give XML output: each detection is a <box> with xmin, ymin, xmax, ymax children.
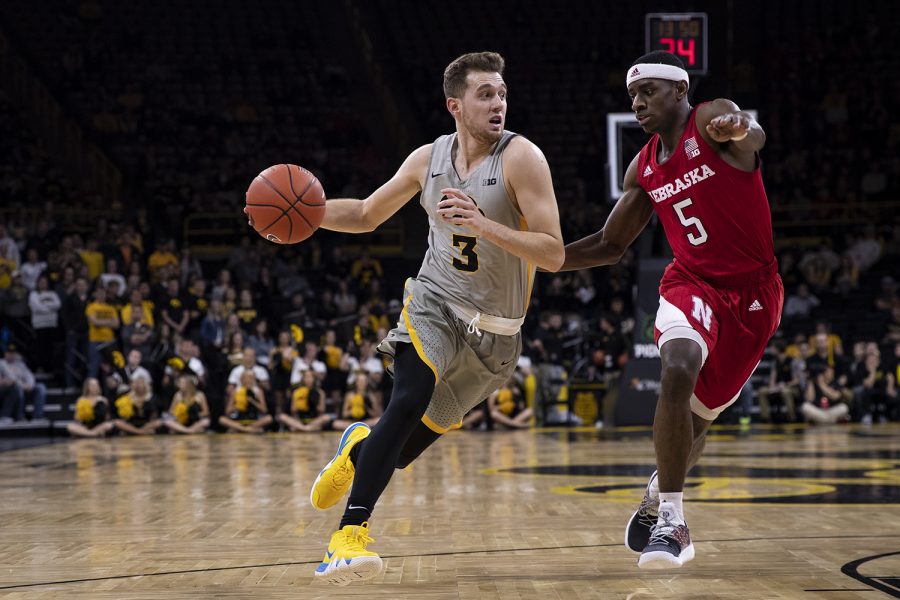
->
<box><xmin>356</xmin><ymin>339</ymin><xmax>384</xmax><ymax>383</ymax></box>
<box><xmin>1</xmin><ymin>344</ymin><xmax>45</xmax><ymax>421</ymax></box>
<box><xmin>0</xmin><ymin>350</ymin><xmax>25</xmax><ymax>423</ymax></box>
<box><xmin>248</xmin><ymin>318</ymin><xmax>274</xmax><ymax>367</ymax></box>
<box><xmin>211</xmin><ymin>269</ymin><xmax>232</xmax><ymax>302</ymax></box>
<box><xmin>199</xmin><ymin>298</ymin><xmax>227</xmax><ymax>350</ymax></box>
<box><xmin>488</xmin><ymin>378</ymin><xmax>532</xmax><ymax>429</ymax></box>
<box><xmin>759</xmin><ymin>342</ymin><xmax>799</xmax><ymax>422</ymax></box>
<box><xmin>121</xmin><ymin>305</ymin><xmax>155</xmax><ymax>357</ymax></box>
<box><xmin>28</xmin><ymin>274</ymin><xmax>61</xmax><ymax>373</ymax></box>
<box><xmin>784</xmin><ymin>283</ymin><xmax>820</xmax><ymax>319</ymax></box>
<box><xmin>802</xmin><ymin>366</ymin><xmax>851</xmax><ymax>424</ymax></box>
<box><xmin>854</xmin><ymin>351</ymin><xmax>898</xmax><ymax>424</ymax></box>
<box><xmin>227</xmin><ymin>347</ymin><xmax>270</xmax><ymax>399</ymax></box>
<box><xmin>807</xmin><ymin>332</ymin><xmax>840</xmax><ymax>376</ymax></box>
<box><xmin>291</xmin><ymin>342</ymin><xmax>327</xmax><ymax>387</ymax></box>
<box><xmin>332</xmin><ymin>373</ymin><xmax>381</xmax><ymax>430</ymax></box>
<box><xmin>219</xmin><ymin>370</ymin><xmax>272</xmax><ymax>433</ymax></box>
<box><xmin>112</xmin><ymin>377</ymin><xmax>161</xmax><ymax>435</ymax></box>
<box><xmin>163</xmin><ymin>374</ymin><xmax>210</xmax><ymax>434</ymax></box>
<box><xmin>119</xmin><ymin>349</ymin><xmax>152</xmax><ymax>387</ymax></box>
<box><xmin>67</xmin><ymin>378</ymin><xmax>114</xmax><ymax>437</ymax></box>
<box><xmin>798</xmin><ymin>244</ymin><xmax>838</xmax><ymax>292</ymax></box>
<box><xmin>807</xmin><ymin>322</ymin><xmax>843</xmax><ymax>363</ymax></box>
<box><xmin>278</xmin><ymin>370</ymin><xmax>331</xmax><ymax>432</ymax></box>
<box><xmin>224</xmin><ymin>330</ymin><xmax>245</xmax><ymax>368</ymax></box>
<box><xmin>269</xmin><ymin>331</ymin><xmax>299</xmax><ymax>414</ymax></box>
<box><xmin>235</xmin><ymin>289</ymin><xmax>259</xmax><ymax>330</ymax></box>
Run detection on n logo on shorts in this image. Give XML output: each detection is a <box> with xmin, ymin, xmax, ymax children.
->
<box><xmin>691</xmin><ymin>296</ymin><xmax>712</xmax><ymax>331</ymax></box>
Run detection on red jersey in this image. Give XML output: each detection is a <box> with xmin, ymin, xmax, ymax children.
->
<box><xmin>636</xmin><ymin>104</ymin><xmax>775</xmax><ymax>282</ymax></box>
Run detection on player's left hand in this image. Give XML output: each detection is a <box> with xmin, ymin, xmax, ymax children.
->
<box><xmin>706</xmin><ymin>112</ymin><xmax>751</xmax><ymax>143</ymax></box>
<box><xmin>437</xmin><ymin>188</ymin><xmax>491</xmax><ymax>234</ymax></box>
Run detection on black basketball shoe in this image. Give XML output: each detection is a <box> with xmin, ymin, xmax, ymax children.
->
<box><xmin>637</xmin><ymin>501</ymin><xmax>695</xmax><ymax>569</ymax></box>
<box><xmin>624</xmin><ymin>470</ymin><xmax>658</xmax><ymax>553</ymax></box>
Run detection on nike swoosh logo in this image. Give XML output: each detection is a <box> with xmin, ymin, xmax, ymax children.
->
<box><xmin>348</xmin><ymin>504</ymin><xmax>368</xmax><ymax>510</ymax></box>
<box><xmin>501</xmin><ymin>359</ymin><xmax>513</xmax><ymax>366</ymax></box>
<box><xmin>326</xmin><ymin>550</ymin><xmax>335</xmax><ymax>559</ymax></box>
<box><xmin>431</xmin><ymin>172</ymin><xmax>444</xmax><ymax>178</ymax></box>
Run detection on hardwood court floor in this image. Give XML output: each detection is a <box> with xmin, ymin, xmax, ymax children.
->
<box><xmin>0</xmin><ymin>423</ymin><xmax>897</xmax><ymax>599</ymax></box>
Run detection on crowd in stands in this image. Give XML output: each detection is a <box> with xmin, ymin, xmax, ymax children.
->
<box><xmin>0</xmin><ymin>1</ymin><xmax>898</xmax><ymax>434</ymax></box>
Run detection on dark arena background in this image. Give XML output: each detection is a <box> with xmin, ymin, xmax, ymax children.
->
<box><xmin>0</xmin><ymin>0</ymin><xmax>898</xmax><ymax>598</ymax></box>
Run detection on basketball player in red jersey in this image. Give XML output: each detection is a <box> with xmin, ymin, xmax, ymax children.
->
<box><xmin>563</xmin><ymin>51</ymin><xmax>783</xmax><ymax>569</ymax></box>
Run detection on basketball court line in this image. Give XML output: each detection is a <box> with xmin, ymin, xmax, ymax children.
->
<box><xmin>0</xmin><ymin>533</ymin><xmax>895</xmax><ymax>591</ymax></box>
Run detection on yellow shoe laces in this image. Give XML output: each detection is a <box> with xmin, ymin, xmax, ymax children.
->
<box><xmin>348</xmin><ymin>522</ymin><xmax>375</xmax><ymax>550</ymax></box>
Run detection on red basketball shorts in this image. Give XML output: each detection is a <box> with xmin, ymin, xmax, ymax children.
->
<box><xmin>654</xmin><ymin>260</ymin><xmax>783</xmax><ymax>420</ymax></box>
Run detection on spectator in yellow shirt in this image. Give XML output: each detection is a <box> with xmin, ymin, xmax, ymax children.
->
<box><xmin>120</xmin><ymin>288</ymin><xmax>155</xmax><ymax>327</ymax></box>
<box><xmin>78</xmin><ymin>237</ymin><xmax>104</xmax><ymax>281</ymax></box>
<box><xmin>147</xmin><ymin>239</ymin><xmax>179</xmax><ymax>283</ymax></box>
<box><xmin>85</xmin><ymin>286</ymin><xmax>120</xmax><ymax>378</ymax></box>
<box><xmin>350</xmin><ymin>249</ymin><xmax>383</xmax><ymax>286</ymax></box>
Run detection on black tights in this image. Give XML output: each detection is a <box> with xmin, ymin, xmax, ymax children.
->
<box><xmin>340</xmin><ymin>343</ymin><xmax>442</xmax><ymax>528</ymax></box>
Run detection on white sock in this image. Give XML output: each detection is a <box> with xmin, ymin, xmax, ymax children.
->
<box><xmin>647</xmin><ymin>471</ymin><xmax>659</xmax><ymax>500</ymax></box>
<box><xmin>658</xmin><ymin>492</ymin><xmax>685</xmax><ymax>525</ymax></box>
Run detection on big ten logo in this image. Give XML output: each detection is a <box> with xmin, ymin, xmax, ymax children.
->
<box><xmin>481</xmin><ymin>177</ymin><xmax>497</xmax><ymax>186</ymax></box>
<box><xmin>573</xmin><ymin>391</ymin><xmax>598</xmax><ymax>424</ymax></box>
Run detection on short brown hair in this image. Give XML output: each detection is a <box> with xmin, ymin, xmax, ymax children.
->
<box><xmin>443</xmin><ymin>52</ymin><xmax>505</xmax><ymax>99</ymax></box>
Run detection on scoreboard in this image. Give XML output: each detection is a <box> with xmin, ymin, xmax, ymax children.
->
<box><xmin>645</xmin><ymin>12</ymin><xmax>708</xmax><ymax>75</ymax></box>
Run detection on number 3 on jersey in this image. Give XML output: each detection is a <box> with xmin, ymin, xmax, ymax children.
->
<box><xmin>672</xmin><ymin>198</ymin><xmax>708</xmax><ymax>246</ymax></box>
<box><xmin>452</xmin><ymin>234</ymin><xmax>479</xmax><ymax>272</ymax></box>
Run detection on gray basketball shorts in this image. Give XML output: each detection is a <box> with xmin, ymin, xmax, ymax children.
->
<box><xmin>376</xmin><ymin>278</ymin><xmax>521</xmax><ymax>432</ymax></box>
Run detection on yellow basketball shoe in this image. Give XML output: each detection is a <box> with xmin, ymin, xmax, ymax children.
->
<box><xmin>310</xmin><ymin>422</ymin><xmax>370</xmax><ymax>510</ymax></box>
<box><xmin>314</xmin><ymin>522</ymin><xmax>383</xmax><ymax>585</ymax></box>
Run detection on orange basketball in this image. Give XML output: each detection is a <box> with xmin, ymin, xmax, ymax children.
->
<box><xmin>244</xmin><ymin>164</ymin><xmax>326</xmax><ymax>244</ymax></box>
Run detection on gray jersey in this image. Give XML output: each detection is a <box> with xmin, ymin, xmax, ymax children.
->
<box><xmin>416</xmin><ymin>131</ymin><xmax>534</xmax><ymax>319</ymax></box>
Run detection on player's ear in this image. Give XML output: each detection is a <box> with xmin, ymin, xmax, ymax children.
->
<box><xmin>675</xmin><ymin>80</ymin><xmax>689</xmax><ymax>101</ymax></box>
<box><xmin>446</xmin><ymin>97</ymin><xmax>460</xmax><ymax>116</ymax></box>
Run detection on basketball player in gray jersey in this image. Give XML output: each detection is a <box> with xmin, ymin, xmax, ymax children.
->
<box><xmin>309</xmin><ymin>51</ymin><xmax>563</xmax><ymax>585</ymax></box>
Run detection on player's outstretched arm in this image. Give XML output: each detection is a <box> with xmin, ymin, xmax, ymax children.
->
<box><xmin>320</xmin><ymin>144</ymin><xmax>431</xmax><ymax>234</ymax></box>
<box><xmin>697</xmin><ymin>98</ymin><xmax>766</xmax><ymax>158</ymax></box>
<box><xmin>437</xmin><ymin>137</ymin><xmax>564</xmax><ymax>272</ymax></box>
<box><xmin>559</xmin><ymin>153</ymin><xmax>653</xmax><ymax>272</ymax></box>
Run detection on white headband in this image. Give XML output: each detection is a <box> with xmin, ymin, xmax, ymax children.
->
<box><xmin>626</xmin><ymin>63</ymin><xmax>689</xmax><ymax>87</ymax></box>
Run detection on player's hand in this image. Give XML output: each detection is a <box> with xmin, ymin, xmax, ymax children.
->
<box><xmin>243</xmin><ymin>206</ymin><xmax>255</xmax><ymax>228</ymax></box>
<box><xmin>437</xmin><ymin>188</ymin><xmax>490</xmax><ymax>234</ymax></box>
<box><xmin>706</xmin><ymin>112</ymin><xmax>751</xmax><ymax>143</ymax></box>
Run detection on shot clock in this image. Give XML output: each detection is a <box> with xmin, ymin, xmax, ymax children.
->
<box><xmin>645</xmin><ymin>12</ymin><xmax>708</xmax><ymax>75</ymax></box>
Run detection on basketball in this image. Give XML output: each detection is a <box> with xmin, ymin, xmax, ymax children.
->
<box><xmin>244</xmin><ymin>164</ymin><xmax>326</xmax><ymax>244</ymax></box>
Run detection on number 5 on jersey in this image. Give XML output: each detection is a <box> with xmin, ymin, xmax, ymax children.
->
<box><xmin>452</xmin><ymin>234</ymin><xmax>479</xmax><ymax>272</ymax></box>
<box><xmin>672</xmin><ymin>198</ymin><xmax>708</xmax><ymax>246</ymax></box>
